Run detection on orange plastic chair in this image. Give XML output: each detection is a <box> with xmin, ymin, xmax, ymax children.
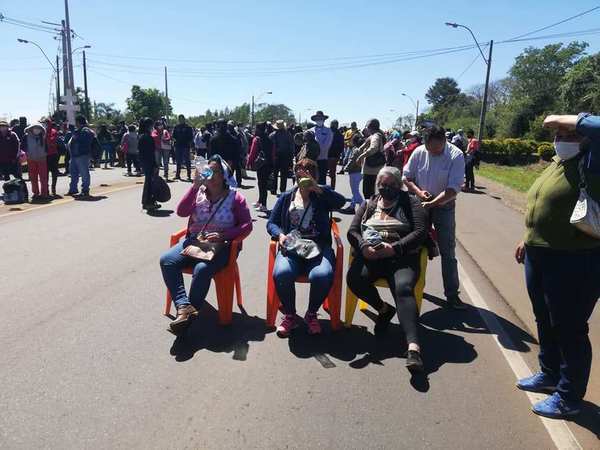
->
<box><xmin>164</xmin><ymin>228</ymin><xmax>243</xmax><ymax>326</ymax></box>
<box><xmin>266</xmin><ymin>221</ymin><xmax>344</xmax><ymax>331</ymax></box>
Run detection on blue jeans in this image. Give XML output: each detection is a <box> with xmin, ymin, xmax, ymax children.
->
<box><xmin>273</xmin><ymin>246</ymin><xmax>335</xmax><ymax>315</ymax></box>
<box><xmin>69</xmin><ymin>154</ymin><xmax>91</xmax><ymax>193</ymax></box>
<box><xmin>348</xmin><ymin>172</ymin><xmax>363</xmax><ymax>207</ymax></box>
<box><xmin>160</xmin><ymin>239</ymin><xmax>230</xmax><ymax>309</ymax></box>
<box><xmin>430</xmin><ymin>205</ymin><xmax>459</xmax><ymax>298</ymax></box>
<box><xmin>525</xmin><ymin>245</ymin><xmax>600</xmax><ymax>402</ymax></box>
<box><xmin>101</xmin><ymin>143</ymin><xmax>115</xmax><ymax>165</ymax></box>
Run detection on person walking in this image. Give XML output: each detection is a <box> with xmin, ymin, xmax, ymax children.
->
<box><xmin>44</xmin><ymin>119</ymin><xmax>60</xmax><ymax>197</ymax></box>
<box><xmin>328</xmin><ymin>119</ymin><xmax>344</xmax><ymax>189</ymax></box>
<box><xmin>139</xmin><ymin>117</ymin><xmax>160</xmax><ymax>210</ymax></box>
<box><xmin>514</xmin><ymin>113</ymin><xmax>600</xmax><ymax>419</ymax></box>
<box><xmin>310</xmin><ymin>111</ymin><xmax>333</xmax><ymax>184</ymax></box>
<box><xmin>23</xmin><ymin>123</ymin><xmax>49</xmax><ymax>200</ymax></box>
<box><xmin>0</xmin><ymin>120</ymin><xmax>21</xmax><ymax>181</ymax></box>
<box><xmin>270</xmin><ymin>120</ymin><xmax>295</xmax><ymax>194</ymax></box>
<box><xmin>172</xmin><ymin>114</ymin><xmax>194</xmax><ymax>181</ymax></box>
<box><xmin>464</xmin><ymin>129</ymin><xmax>479</xmax><ymax>190</ymax></box>
<box><xmin>210</xmin><ymin>119</ymin><xmax>241</xmax><ymax>186</ymax></box>
<box><xmin>403</xmin><ymin>124</ymin><xmax>466</xmax><ymax>309</ymax></box>
<box><xmin>66</xmin><ymin>116</ymin><xmax>94</xmax><ymax>197</ymax></box>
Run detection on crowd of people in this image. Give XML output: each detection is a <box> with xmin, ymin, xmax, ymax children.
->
<box><xmin>2</xmin><ymin>108</ymin><xmax>598</xmax><ymax>421</ymax></box>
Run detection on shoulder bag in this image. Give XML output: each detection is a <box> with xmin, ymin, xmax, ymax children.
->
<box><xmin>181</xmin><ymin>193</ymin><xmax>229</xmax><ymax>261</ymax></box>
<box><xmin>570</xmin><ymin>153</ymin><xmax>600</xmax><ymax>239</ymax></box>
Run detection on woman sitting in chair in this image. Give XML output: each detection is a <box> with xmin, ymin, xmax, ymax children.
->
<box><xmin>160</xmin><ymin>155</ymin><xmax>252</xmax><ymax>334</ymax></box>
<box><xmin>346</xmin><ymin>166</ymin><xmax>428</xmax><ymax>371</ymax></box>
<box><xmin>267</xmin><ymin>158</ymin><xmax>346</xmax><ymax>337</ymax></box>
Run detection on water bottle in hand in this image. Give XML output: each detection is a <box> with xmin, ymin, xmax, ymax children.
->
<box><xmin>194</xmin><ymin>156</ymin><xmax>213</xmax><ymax>182</ymax></box>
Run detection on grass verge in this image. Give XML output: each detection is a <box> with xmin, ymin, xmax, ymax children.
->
<box><xmin>477</xmin><ymin>162</ymin><xmax>548</xmax><ymax>193</ymax></box>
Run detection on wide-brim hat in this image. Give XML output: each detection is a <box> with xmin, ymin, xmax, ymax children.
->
<box><xmin>0</xmin><ymin>120</ymin><xmax>9</xmax><ymax>127</ymax></box>
<box><xmin>311</xmin><ymin>110</ymin><xmax>329</xmax><ymax>121</ymax></box>
<box><xmin>275</xmin><ymin>119</ymin><xmax>286</xmax><ymax>129</ymax></box>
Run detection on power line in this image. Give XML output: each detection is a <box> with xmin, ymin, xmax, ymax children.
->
<box><xmin>505</xmin><ymin>5</ymin><xmax>600</xmax><ymax>41</ymax></box>
<box><xmin>498</xmin><ymin>27</ymin><xmax>600</xmax><ymax>44</ymax></box>
<box><xmin>456</xmin><ymin>53</ymin><xmax>481</xmax><ymax>80</ymax></box>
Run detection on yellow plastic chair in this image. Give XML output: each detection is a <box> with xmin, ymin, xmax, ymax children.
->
<box><xmin>344</xmin><ymin>247</ymin><xmax>428</xmax><ymax>328</ymax></box>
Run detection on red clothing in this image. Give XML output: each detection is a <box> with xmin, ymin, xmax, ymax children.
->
<box><xmin>468</xmin><ymin>137</ymin><xmax>480</xmax><ymax>154</ymax></box>
<box><xmin>402</xmin><ymin>141</ymin><xmax>420</xmax><ymax>167</ymax></box>
<box><xmin>152</xmin><ymin>129</ymin><xmax>171</xmax><ymax>150</ymax></box>
<box><xmin>0</xmin><ymin>130</ymin><xmax>20</xmax><ymax>163</ymax></box>
<box><xmin>45</xmin><ymin>123</ymin><xmax>58</xmax><ymax>156</ymax></box>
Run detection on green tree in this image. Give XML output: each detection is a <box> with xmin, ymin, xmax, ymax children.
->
<box><xmin>255</xmin><ymin>104</ymin><xmax>295</xmax><ymax>124</ymax></box>
<box><xmin>426</xmin><ymin>77</ymin><xmax>461</xmax><ymax>109</ymax></box>
<box><xmin>92</xmin><ymin>102</ymin><xmax>124</xmax><ymax>124</ymax></box>
<box><xmin>561</xmin><ymin>52</ymin><xmax>600</xmax><ymax>113</ymax></box>
<box><xmin>125</xmin><ymin>85</ymin><xmax>172</xmax><ymax>120</ymax></box>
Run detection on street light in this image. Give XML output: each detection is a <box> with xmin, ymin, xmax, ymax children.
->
<box><xmin>71</xmin><ymin>45</ymin><xmax>91</xmax><ymax>55</ymax></box>
<box><xmin>401</xmin><ymin>93</ymin><xmax>419</xmax><ymax>129</ymax></box>
<box><xmin>251</xmin><ymin>91</ymin><xmax>272</xmax><ymax>129</ymax></box>
<box><xmin>445</xmin><ymin>22</ymin><xmax>493</xmax><ymax>141</ymax></box>
<box><xmin>17</xmin><ymin>38</ymin><xmax>56</xmax><ymax>71</ymax></box>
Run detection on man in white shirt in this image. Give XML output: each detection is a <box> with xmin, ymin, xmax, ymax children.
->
<box><xmin>310</xmin><ymin>110</ymin><xmax>333</xmax><ymax>184</ymax></box>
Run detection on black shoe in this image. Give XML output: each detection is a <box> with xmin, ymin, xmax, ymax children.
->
<box><xmin>374</xmin><ymin>303</ymin><xmax>396</xmax><ymax>335</ymax></box>
<box><xmin>406</xmin><ymin>350</ymin><xmax>424</xmax><ymax>372</ymax></box>
<box><xmin>80</xmin><ymin>190</ymin><xmax>90</xmax><ymax>197</ymax></box>
<box><xmin>447</xmin><ymin>295</ymin><xmax>467</xmax><ymax>310</ymax></box>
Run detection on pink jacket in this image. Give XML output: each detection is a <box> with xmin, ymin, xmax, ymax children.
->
<box><xmin>177</xmin><ymin>185</ymin><xmax>253</xmax><ymax>241</ymax></box>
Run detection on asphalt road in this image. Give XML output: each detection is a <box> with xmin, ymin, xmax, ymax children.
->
<box><xmin>0</xmin><ymin>169</ymin><xmax>589</xmax><ymax>449</ymax></box>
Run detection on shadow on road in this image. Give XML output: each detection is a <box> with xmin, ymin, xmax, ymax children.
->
<box><xmin>74</xmin><ymin>195</ymin><xmax>108</xmax><ymax>202</ymax></box>
<box><xmin>571</xmin><ymin>400</ymin><xmax>600</xmax><ymax>438</ymax></box>
<box><xmin>169</xmin><ymin>304</ymin><xmax>266</xmax><ymax>362</ymax></box>
<box><xmin>421</xmin><ymin>293</ymin><xmax>536</xmax><ymax>352</ymax></box>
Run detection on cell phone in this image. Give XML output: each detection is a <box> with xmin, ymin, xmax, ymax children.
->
<box><xmin>372</xmin><ymin>242</ymin><xmax>384</xmax><ymax>250</ymax></box>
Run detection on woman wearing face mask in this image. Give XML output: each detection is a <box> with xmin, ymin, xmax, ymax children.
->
<box><xmin>346</xmin><ymin>166</ymin><xmax>428</xmax><ymax>372</ymax></box>
<box><xmin>23</xmin><ymin>123</ymin><xmax>49</xmax><ymax>200</ymax></box>
<box><xmin>514</xmin><ymin>113</ymin><xmax>600</xmax><ymax>419</ymax></box>
<box><xmin>267</xmin><ymin>158</ymin><xmax>346</xmax><ymax>337</ymax></box>
<box><xmin>357</xmin><ymin>119</ymin><xmax>387</xmax><ymax>199</ymax></box>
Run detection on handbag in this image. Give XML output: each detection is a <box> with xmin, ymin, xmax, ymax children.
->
<box><xmin>281</xmin><ymin>202</ymin><xmax>321</xmax><ymax>259</ymax></box>
<box><xmin>570</xmin><ymin>153</ymin><xmax>600</xmax><ymax>239</ymax></box>
<box><xmin>181</xmin><ymin>194</ymin><xmax>228</xmax><ymax>261</ymax></box>
<box><xmin>152</xmin><ymin>174</ymin><xmax>171</xmax><ymax>202</ymax></box>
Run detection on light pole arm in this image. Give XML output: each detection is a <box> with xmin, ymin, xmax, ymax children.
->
<box><xmin>448</xmin><ymin>23</ymin><xmax>488</xmax><ymax>65</ymax></box>
<box><xmin>18</xmin><ymin>39</ymin><xmax>56</xmax><ymax>72</ymax></box>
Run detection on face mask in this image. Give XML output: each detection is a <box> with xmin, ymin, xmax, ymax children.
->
<box><xmin>554</xmin><ymin>139</ymin><xmax>580</xmax><ymax>161</ymax></box>
<box><xmin>315</xmin><ymin>120</ymin><xmax>324</xmax><ymax>127</ymax></box>
<box><xmin>379</xmin><ymin>186</ymin><xmax>399</xmax><ymax>200</ymax></box>
<box><xmin>32</xmin><ymin>129</ymin><xmax>42</xmax><ymax>136</ymax></box>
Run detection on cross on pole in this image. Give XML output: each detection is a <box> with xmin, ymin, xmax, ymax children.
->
<box><xmin>59</xmin><ymin>88</ymin><xmax>80</xmax><ymax>125</ymax></box>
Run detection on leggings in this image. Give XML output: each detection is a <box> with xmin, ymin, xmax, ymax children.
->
<box><xmin>346</xmin><ymin>255</ymin><xmax>420</xmax><ymax>345</ymax></box>
<box><xmin>362</xmin><ymin>174</ymin><xmax>376</xmax><ymax>199</ymax></box>
<box><xmin>47</xmin><ymin>154</ymin><xmax>60</xmax><ymax>194</ymax></box>
<box><xmin>257</xmin><ymin>165</ymin><xmax>272</xmax><ymax>207</ymax></box>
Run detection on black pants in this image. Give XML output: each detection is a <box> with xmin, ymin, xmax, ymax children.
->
<box><xmin>127</xmin><ymin>154</ymin><xmax>140</xmax><ymax>173</ymax></box>
<box><xmin>257</xmin><ymin>165</ymin><xmax>272</xmax><ymax>207</ymax></box>
<box><xmin>274</xmin><ymin>154</ymin><xmax>292</xmax><ymax>193</ymax></box>
<box><xmin>362</xmin><ymin>174</ymin><xmax>377</xmax><ymax>199</ymax></box>
<box><xmin>142</xmin><ymin>163</ymin><xmax>156</xmax><ymax>206</ymax></box>
<box><xmin>317</xmin><ymin>159</ymin><xmax>328</xmax><ymax>185</ymax></box>
<box><xmin>0</xmin><ymin>162</ymin><xmax>21</xmax><ymax>181</ymax></box>
<box><xmin>47</xmin><ymin>154</ymin><xmax>60</xmax><ymax>194</ymax></box>
<box><xmin>347</xmin><ymin>254</ymin><xmax>421</xmax><ymax>345</ymax></box>
<box><xmin>465</xmin><ymin>161</ymin><xmax>475</xmax><ymax>189</ymax></box>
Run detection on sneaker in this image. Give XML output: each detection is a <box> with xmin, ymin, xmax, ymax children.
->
<box><xmin>304</xmin><ymin>312</ymin><xmax>322</xmax><ymax>335</ymax></box>
<box><xmin>258</xmin><ymin>205</ymin><xmax>269</xmax><ymax>213</ymax></box>
<box><xmin>516</xmin><ymin>372</ymin><xmax>557</xmax><ymax>394</ymax></box>
<box><xmin>374</xmin><ymin>303</ymin><xmax>396</xmax><ymax>335</ymax></box>
<box><xmin>276</xmin><ymin>314</ymin><xmax>298</xmax><ymax>338</ymax></box>
<box><xmin>532</xmin><ymin>392</ymin><xmax>581</xmax><ymax>419</ymax></box>
<box><xmin>406</xmin><ymin>350</ymin><xmax>424</xmax><ymax>372</ymax></box>
<box><xmin>65</xmin><ymin>191</ymin><xmax>78</xmax><ymax>196</ymax></box>
<box><xmin>447</xmin><ymin>295</ymin><xmax>467</xmax><ymax>310</ymax></box>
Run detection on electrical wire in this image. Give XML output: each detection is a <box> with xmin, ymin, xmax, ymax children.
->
<box><xmin>456</xmin><ymin>53</ymin><xmax>481</xmax><ymax>80</ymax></box>
<box><xmin>505</xmin><ymin>5</ymin><xmax>600</xmax><ymax>41</ymax></box>
<box><xmin>498</xmin><ymin>27</ymin><xmax>600</xmax><ymax>44</ymax></box>
<box><xmin>0</xmin><ymin>13</ymin><xmax>60</xmax><ymax>35</ymax></box>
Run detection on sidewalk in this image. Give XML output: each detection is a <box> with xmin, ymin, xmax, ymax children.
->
<box><xmin>455</xmin><ymin>176</ymin><xmax>599</xmax><ymax>405</ymax></box>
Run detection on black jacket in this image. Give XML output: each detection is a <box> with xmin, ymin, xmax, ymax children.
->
<box><xmin>210</xmin><ymin>130</ymin><xmax>241</xmax><ymax>162</ymax></box>
<box><xmin>138</xmin><ymin>133</ymin><xmax>156</xmax><ymax>169</ymax></box>
<box><xmin>329</xmin><ymin>129</ymin><xmax>345</xmax><ymax>159</ymax></box>
<box><xmin>172</xmin><ymin>123</ymin><xmax>194</xmax><ymax>147</ymax></box>
<box><xmin>347</xmin><ymin>192</ymin><xmax>428</xmax><ymax>257</ymax></box>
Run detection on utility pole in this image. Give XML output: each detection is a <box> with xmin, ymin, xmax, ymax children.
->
<box><xmin>415</xmin><ymin>100</ymin><xmax>419</xmax><ymax>128</ymax></box>
<box><xmin>164</xmin><ymin>66</ymin><xmax>169</xmax><ymax>117</ymax></box>
<box><xmin>251</xmin><ymin>95</ymin><xmax>255</xmax><ymax>129</ymax></box>
<box><xmin>61</xmin><ymin>21</ymin><xmax>69</xmax><ymax>95</ymax></box>
<box><xmin>478</xmin><ymin>40</ymin><xmax>493</xmax><ymax>141</ymax></box>
<box><xmin>83</xmin><ymin>50</ymin><xmax>89</xmax><ymax>120</ymax></box>
<box><xmin>64</xmin><ymin>0</ymin><xmax>75</xmax><ymax>94</ymax></box>
<box><xmin>55</xmin><ymin>54</ymin><xmax>60</xmax><ymax>112</ymax></box>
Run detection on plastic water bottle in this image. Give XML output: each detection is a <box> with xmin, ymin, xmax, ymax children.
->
<box><xmin>194</xmin><ymin>156</ymin><xmax>213</xmax><ymax>181</ymax></box>
<box><xmin>282</xmin><ymin>229</ymin><xmax>302</xmax><ymax>250</ymax></box>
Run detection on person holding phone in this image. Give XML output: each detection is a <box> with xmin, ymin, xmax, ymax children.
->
<box><xmin>267</xmin><ymin>158</ymin><xmax>346</xmax><ymax>337</ymax></box>
<box><xmin>346</xmin><ymin>166</ymin><xmax>429</xmax><ymax>371</ymax></box>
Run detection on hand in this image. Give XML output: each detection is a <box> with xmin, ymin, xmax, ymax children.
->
<box><xmin>375</xmin><ymin>243</ymin><xmax>396</xmax><ymax>259</ymax></box>
<box><xmin>422</xmin><ymin>201</ymin><xmax>435</xmax><ymax>210</ymax></box>
<box><xmin>193</xmin><ymin>171</ymin><xmax>204</xmax><ymax>188</ymax></box>
<box><xmin>418</xmin><ymin>190</ymin><xmax>432</xmax><ymax>201</ymax></box>
<box><xmin>278</xmin><ymin>234</ymin><xmax>288</xmax><ymax>247</ymax></box>
<box><xmin>361</xmin><ymin>246</ymin><xmax>378</xmax><ymax>260</ymax></box>
<box><xmin>515</xmin><ymin>241</ymin><xmax>526</xmax><ymax>264</ymax></box>
<box><xmin>203</xmin><ymin>232</ymin><xmax>223</xmax><ymax>243</ymax></box>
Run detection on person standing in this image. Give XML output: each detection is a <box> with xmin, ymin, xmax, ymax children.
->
<box><xmin>97</xmin><ymin>125</ymin><xmax>114</xmax><ymax>169</ymax></box>
<box><xmin>139</xmin><ymin>117</ymin><xmax>160</xmax><ymax>210</ymax></box>
<box><xmin>0</xmin><ymin>120</ymin><xmax>21</xmax><ymax>181</ymax></box>
<box><xmin>23</xmin><ymin>123</ymin><xmax>48</xmax><ymax>200</ymax></box>
<box><xmin>67</xmin><ymin>116</ymin><xmax>94</xmax><ymax>197</ymax></box>
<box><xmin>270</xmin><ymin>120</ymin><xmax>295</xmax><ymax>194</ymax></box>
<box><xmin>152</xmin><ymin>121</ymin><xmax>172</xmax><ymax>180</ymax></box>
<box><xmin>116</xmin><ymin>121</ymin><xmax>128</xmax><ymax>168</ymax></box>
<box><xmin>227</xmin><ymin>120</ymin><xmax>243</xmax><ymax>186</ymax></box>
<box><xmin>44</xmin><ymin>119</ymin><xmax>60</xmax><ymax>196</ymax></box>
<box><xmin>121</xmin><ymin>125</ymin><xmax>141</xmax><ymax>176</ymax></box>
<box><xmin>247</xmin><ymin>122</ymin><xmax>273</xmax><ymax>213</ymax></box>
<box><xmin>172</xmin><ymin>114</ymin><xmax>194</xmax><ymax>181</ymax></box>
<box><xmin>464</xmin><ymin>129</ymin><xmax>479</xmax><ymax>190</ymax></box>
<box><xmin>340</xmin><ymin>121</ymin><xmax>360</xmax><ymax>174</ymax></box>
<box><xmin>210</xmin><ymin>119</ymin><xmax>240</xmax><ymax>185</ymax></box>
<box><xmin>356</xmin><ymin>119</ymin><xmax>386</xmax><ymax>199</ymax></box>
<box><xmin>342</xmin><ymin>132</ymin><xmax>365</xmax><ymax>213</ymax></box>
<box><xmin>194</xmin><ymin>126</ymin><xmax>210</xmax><ymax>158</ymax></box>
<box><xmin>403</xmin><ymin>124</ymin><xmax>466</xmax><ymax>309</ymax></box>
<box><xmin>514</xmin><ymin>113</ymin><xmax>600</xmax><ymax>419</ymax></box>
<box><xmin>310</xmin><ymin>111</ymin><xmax>333</xmax><ymax>184</ymax></box>
<box><xmin>328</xmin><ymin>119</ymin><xmax>344</xmax><ymax>189</ymax></box>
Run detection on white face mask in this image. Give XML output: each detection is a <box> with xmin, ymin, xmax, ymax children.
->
<box><xmin>554</xmin><ymin>139</ymin><xmax>580</xmax><ymax>161</ymax></box>
<box><xmin>315</xmin><ymin>120</ymin><xmax>324</xmax><ymax>127</ymax></box>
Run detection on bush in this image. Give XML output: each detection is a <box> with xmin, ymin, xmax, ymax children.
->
<box><xmin>480</xmin><ymin>138</ymin><xmax>542</xmax><ymax>165</ymax></box>
<box><xmin>537</xmin><ymin>143</ymin><xmax>555</xmax><ymax>161</ymax></box>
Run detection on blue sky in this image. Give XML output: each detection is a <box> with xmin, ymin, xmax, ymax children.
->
<box><xmin>1</xmin><ymin>0</ymin><xmax>599</xmax><ymax>128</ymax></box>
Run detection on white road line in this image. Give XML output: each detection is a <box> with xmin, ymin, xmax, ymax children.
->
<box><xmin>458</xmin><ymin>261</ymin><xmax>582</xmax><ymax>450</ymax></box>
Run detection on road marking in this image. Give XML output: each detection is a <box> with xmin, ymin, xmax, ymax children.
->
<box><xmin>0</xmin><ymin>183</ymin><xmax>141</xmax><ymax>219</ymax></box>
<box><xmin>458</xmin><ymin>261</ymin><xmax>582</xmax><ymax>450</ymax></box>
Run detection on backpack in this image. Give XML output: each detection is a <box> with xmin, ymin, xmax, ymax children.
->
<box><xmin>3</xmin><ymin>178</ymin><xmax>29</xmax><ymax>204</ymax></box>
<box><xmin>152</xmin><ymin>174</ymin><xmax>171</xmax><ymax>203</ymax></box>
